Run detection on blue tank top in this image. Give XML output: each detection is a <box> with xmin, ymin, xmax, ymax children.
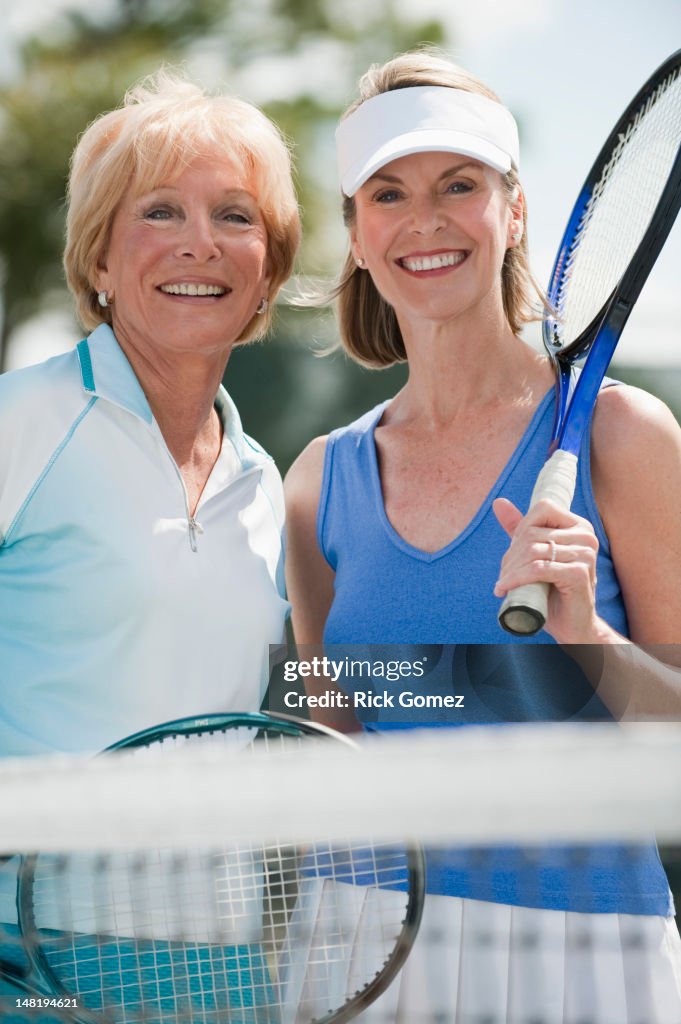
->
<box><xmin>317</xmin><ymin>387</ymin><xmax>673</xmax><ymax>916</ymax></box>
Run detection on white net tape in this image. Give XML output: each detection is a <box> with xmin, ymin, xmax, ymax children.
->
<box><xmin>1</xmin><ymin>723</ymin><xmax>680</xmax><ymax>852</ymax></box>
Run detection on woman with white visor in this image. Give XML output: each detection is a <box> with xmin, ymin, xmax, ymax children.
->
<box><xmin>285</xmin><ymin>49</ymin><xmax>681</xmax><ymax>1023</ymax></box>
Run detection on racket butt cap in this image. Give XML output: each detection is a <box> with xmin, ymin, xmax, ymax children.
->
<box><xmin>498</xmin><ymin>603</ymin><xmax>545</xmax><ymax>637</ymax></box>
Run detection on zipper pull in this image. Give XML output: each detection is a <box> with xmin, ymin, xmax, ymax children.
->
<box><xmin>188</xmin><ymin>516</ymin><xmax>204</xmax><ymax>552</ymax></box>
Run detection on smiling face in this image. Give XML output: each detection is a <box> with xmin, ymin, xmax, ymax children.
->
<box><xmin>350</xmin><ymin>151</ymin><xmax>522</xmax><ymax>335</ymax></box>
<box><xmin>94</xmin><ymin>154</ymin><xmax>271</xmax><ymax>364</ymax></box>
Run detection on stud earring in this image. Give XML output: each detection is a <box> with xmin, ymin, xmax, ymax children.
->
<box><xmin>97</xmin><ymin>291</ymin><xmax>110</xmax><ymax>308</ymax></box>
<box><xmin>355</xmin><ymin>257</ymin><xmax>365</xmax><ymax>268</ymax></box>
<box><xmin>256</xmin><ymin>297</ymin><xmax>269</xmax><ymax>315</ymax></box>
<box><xmin>511</xmin><ymin>229</ymin><xmax>523</xmax><ymax>243</ymax></box>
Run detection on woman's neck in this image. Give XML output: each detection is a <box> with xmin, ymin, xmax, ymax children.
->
<box><xmin>114</xmin><ymin>323</ymin><xmax>229</xmax><ymax>465</ymax></box>
<box><xmin>390</xmin><ymin>308</ymin><xmax>552</xmax><ymax>428</ymax></box>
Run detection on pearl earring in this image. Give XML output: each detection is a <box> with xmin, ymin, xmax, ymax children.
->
<box><xmin>256</xmin><ymin>297</ymin><xmax>269</xmax><ymax>315</ymax></box>
<box><xmin>511</xmin><ymin>228</ymin><xmax>523</xmax><ymax>243</ymax></box>
<box><xmin>97</xmin><ymin>291</ymin><xmax>110</xmax><ymax>308</ymax></box>
<box><xmin>355</xmin><ymin>258</ymin><xmax>365</xmax><ymax>268</ymax></box>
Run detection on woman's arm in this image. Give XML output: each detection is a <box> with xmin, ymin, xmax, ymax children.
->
<box><xmin>284</xmin><ymin>438</ymin><xmax>360</xmax><ymax>731</ymax></box>
<box><xmin>494</xmin><ymin>384</ymin><xmax>681</xmax><ymax>718</ymax></box>
<box><xmin>590</xmin><ymin>384</ymin><xmax>681</xmax><ymax>647</ymax></box>
<box><xmin>284</xmin><ymin>437</ymin><xmax>335</xmax><ymax>645</ymax></box>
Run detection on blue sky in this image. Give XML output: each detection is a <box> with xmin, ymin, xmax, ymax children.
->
<box><xmin>1</xmin><ymin>0</ymin><xmax>680</xmax><ymax>365</ymax></box>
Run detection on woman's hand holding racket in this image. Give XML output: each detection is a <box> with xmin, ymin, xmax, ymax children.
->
<box><xmin>493</xmin><ymin>497</ymin><xmax>603</xmax><ymax>644</ymax></box>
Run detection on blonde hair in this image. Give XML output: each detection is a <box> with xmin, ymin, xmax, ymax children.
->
<box><xmin>334</xmin><ymin>49</ymin><xmax>542</xmax><ymax>368</ymax></box>
<box><xmin>64</xmin><ymin>69</ymin><xmax>300</xmax><ymax>340</ymax></box>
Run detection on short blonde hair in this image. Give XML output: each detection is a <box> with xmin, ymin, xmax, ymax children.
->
<box><xmin>334</xmin><ymin>49</ymin><xmax>542</xmax><ymax>368</ymax></box>
<box><xmin>64</xmin><ymin>69</ymin><xmax>300</xmax><ymax>340</ymax></box>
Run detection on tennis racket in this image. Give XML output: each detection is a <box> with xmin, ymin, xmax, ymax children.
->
<box><xmin>0</xmin><ymin>711</ymin><xmax>425</xmax><ymax>1023</ymax></box>
<box><xmin>498</xmin><ymin>49</ymin><xmax>681</xmax><ymax>636</ymax></box>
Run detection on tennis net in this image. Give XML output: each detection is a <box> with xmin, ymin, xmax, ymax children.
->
<box><xmin>1</xmin><ymin>719</ymin><xmax>680</xmax><ymax>1024</ymax></box>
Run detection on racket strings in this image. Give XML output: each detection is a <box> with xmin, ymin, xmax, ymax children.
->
<box><xmin>23</xmin><ymin>724</ymin><xmax>416</xmax><ymax>1023</ymax></box>
<box><xmin>553</xmin><ymin>62</ymin><xmax>681</xmax><ymax>346</ymax></box>
<box><xmin>30</xmin><ymin>847</ymin><xmax>413</xmax><ymax>1022</ymax></box>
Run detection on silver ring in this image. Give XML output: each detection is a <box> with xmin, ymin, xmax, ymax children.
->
<box><xmin>546</xmin><ymin>539</ymin><xmax>557</xmax><ymax>563</ymax></box>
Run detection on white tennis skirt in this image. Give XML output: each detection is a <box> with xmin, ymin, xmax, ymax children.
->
<box><xmin>286</xmin><ymin>881</ymin><xmax>681</xmax><ymax>1024</ymax></box>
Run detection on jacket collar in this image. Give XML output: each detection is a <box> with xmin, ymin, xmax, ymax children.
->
<box><xmin>77</xmin><ymin>324</ymin><xmax>152</xmax><ymax>423</ymax></box>
<box><xmin>77</xmin><ymin>324</ymin><xmax>269</xmax><ymax>470</ymax></box>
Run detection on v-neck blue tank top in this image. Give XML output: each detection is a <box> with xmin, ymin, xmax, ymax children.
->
<box><xmin>319</xmin><ymin>387</ymin><xmax>628</xmax><ymax>644</ymax></box>
<box><xmin>316</xmin><ymin>387</ymin><xmax>673</xmax><ymax>916</ymax></box>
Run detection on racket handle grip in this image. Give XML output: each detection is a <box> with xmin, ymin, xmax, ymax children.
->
<box><xmin>498</xmin><ymin>450</ymin><xmax>579</xmax><ymax>636</ymax></box>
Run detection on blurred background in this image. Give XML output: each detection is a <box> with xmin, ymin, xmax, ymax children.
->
<box><xmin>0</xmin><ymin>0</ymin><xmax>679</xmax><ymax>472</ymax></box>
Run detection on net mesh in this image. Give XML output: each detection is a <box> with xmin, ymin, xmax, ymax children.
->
<box><xmin>1</xmin><ymin>722</ymin><xmax>680</xmax><ymax>1024</ymax></box>
<box><xmin>551</xmin><ymin>63</ymin><xmax>681</xmax><ymax>347</ymax></box>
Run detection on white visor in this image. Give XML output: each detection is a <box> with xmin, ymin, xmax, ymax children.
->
<box><xmin>336</xmin><ymin>86</ymin><xmax>519</xmax><ymax>197</ymax></box>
